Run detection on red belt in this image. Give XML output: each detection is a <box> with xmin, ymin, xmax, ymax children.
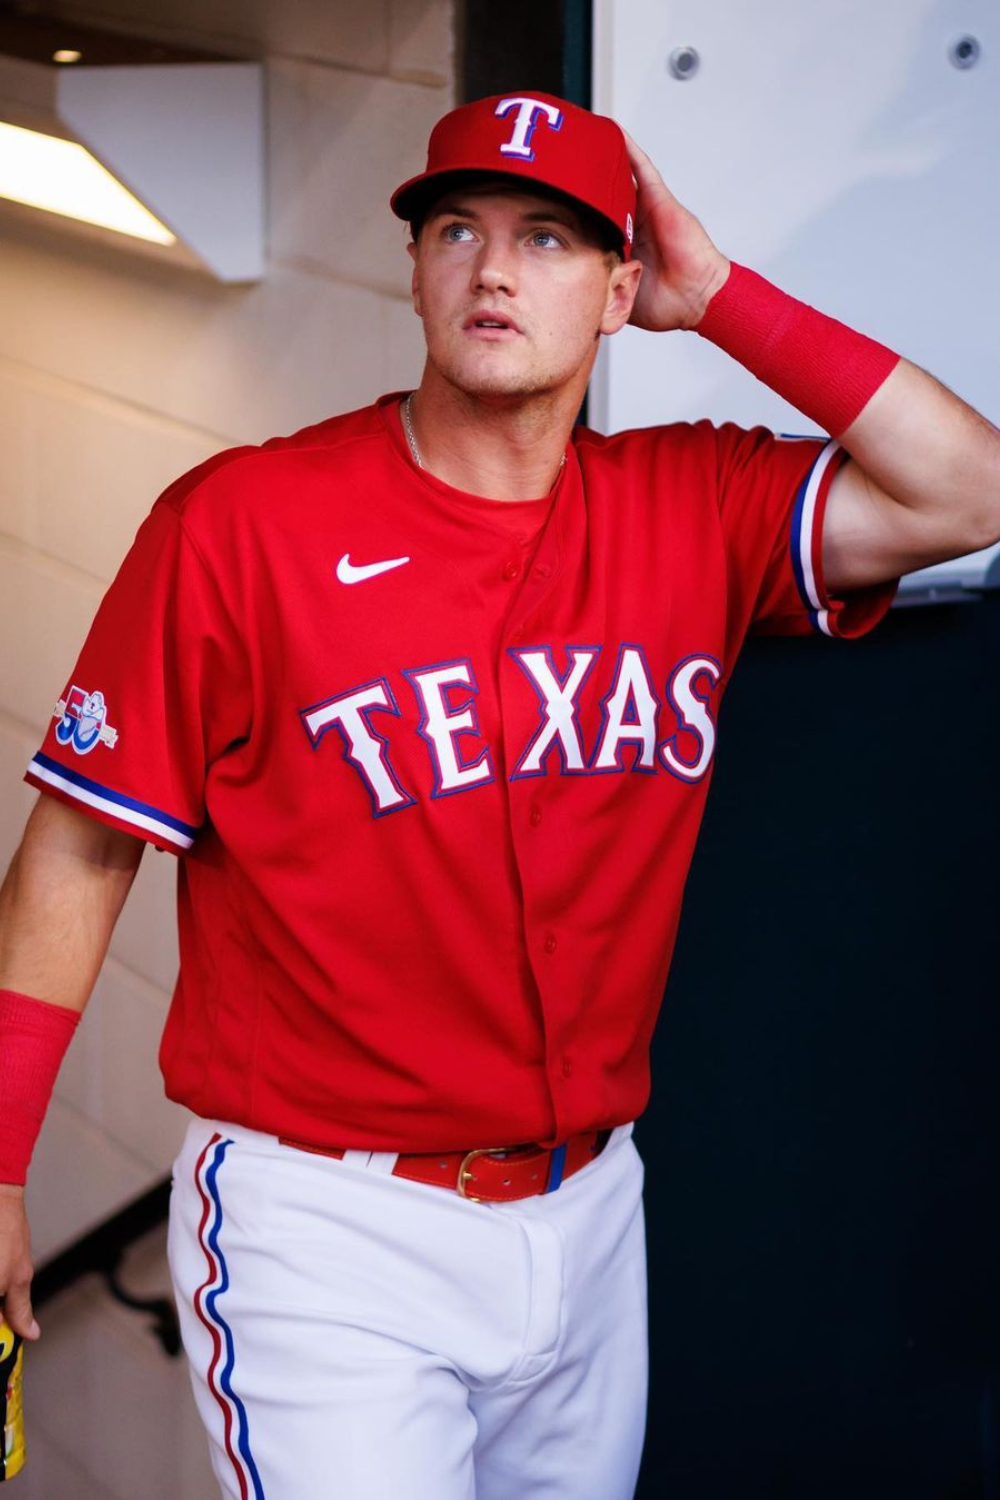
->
<box><xmin>278</xmin><ymin>1128</ymin><xmax>613</xmax><ymax>1204</ymax></box>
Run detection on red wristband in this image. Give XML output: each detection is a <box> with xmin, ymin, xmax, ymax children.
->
<box><xmin>0</xmin><ymin>989</ymin><xmax>80</xmax><ymax>1186</ymax></box>
<box><xmin>696</xmin><ymin>261</ymin><xmax>901</xmax><ymax>438</ymax></box>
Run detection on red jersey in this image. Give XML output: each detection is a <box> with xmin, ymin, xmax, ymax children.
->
<box><xmin>25</xmin><ymin>395</ymin><xmax>895</xmax><ymax>1150</ymax></box>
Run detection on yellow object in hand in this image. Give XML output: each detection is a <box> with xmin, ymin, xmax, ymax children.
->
<box><xmin>0</xmin><ymin>1321</ymin><xmax>25</xmax><ymax>1480</ymax></box>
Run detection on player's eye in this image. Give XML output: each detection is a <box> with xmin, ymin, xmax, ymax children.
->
<box><xmin>442</xmin><ymin>222</ymin><xmax>475</xmax><ymax>242</ymax></box>
<box><xmin>529</xmin><ymin>229</ymin><xmax>562</xmax><ymax>248</ymax></box>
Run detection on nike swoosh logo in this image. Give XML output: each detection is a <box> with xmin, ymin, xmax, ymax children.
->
<box><xmin>336</xmin><ymin>553</ymin><xmax>410</xmax><ymax>585</ymax></box>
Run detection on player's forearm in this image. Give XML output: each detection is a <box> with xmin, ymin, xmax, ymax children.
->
<box><xmin>695</xmin><ymin>262</ymin><xmax>1000</xmax><ymax>575</ymax></box>
<box><xmin>0</xmin><ymin>797</ymin><xmax>144</xmax><ymax>1011</ymax></box>
<box><xmin>835</xmin><ymin>356</ymin><xmax>1000</xmax><ymax>558</ymax></box>
<box><xmin>0</xmin><ymin>801</ymin><xmax>142</xmax><ymax>1199</ymax></box>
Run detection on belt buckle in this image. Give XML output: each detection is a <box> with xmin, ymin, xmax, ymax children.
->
<box><xmin>458</xmin><ymin>1146</ymin><xmax>509</xmax><ymax>1202</ymax></box>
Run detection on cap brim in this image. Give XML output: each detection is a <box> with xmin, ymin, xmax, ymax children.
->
<box><xmin>391</xmin><ymin>166</ymin><xmax>515</xmax><ymax>222</ymax></box>
<box><xmin>390</xmin><ymin>166</ymin><xmax>628</xmax><ymax>256</ymax></box>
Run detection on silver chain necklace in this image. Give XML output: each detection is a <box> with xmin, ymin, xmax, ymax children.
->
<box><xmin>402</xmin><ymin>393</ymin><xmax>567</xmax><ymax>479</ymax></box>
<box><xmin>402</xmin><ymin>393</ymin><xmax>423</xmax><ymax>468</ymax></box>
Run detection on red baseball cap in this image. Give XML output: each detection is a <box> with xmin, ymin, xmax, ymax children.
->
<box><xmin>391</xmin><ymin>92</ymin><xmax>636</xmax><ymax>258</ymax></box>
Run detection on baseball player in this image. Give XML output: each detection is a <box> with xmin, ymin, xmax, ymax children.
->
<box><xmin>1</xmin><ymin>91</ymin><xmax>998</xmax><ymax>1499</ymax></box>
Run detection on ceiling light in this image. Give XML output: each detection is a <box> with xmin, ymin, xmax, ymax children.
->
<box><xmin>0</xmin><ymin>121</ymin><xmax>175</xmax><ymax>242</ymax></box>
<box><xmin>0</xmin><ymin>11</ymin><xmax>264</xmax><ymax>281</ymax></box>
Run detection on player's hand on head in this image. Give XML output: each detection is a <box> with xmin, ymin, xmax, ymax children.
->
<box><xmin>623</xmin><ymin>130</ymin><xmax>731</xmax><ymax>334</ymax></box>
<box><xmin>0</xmin><ymin>1185</ymin><xmax>39</xmax><ymax>1340</ymax></box>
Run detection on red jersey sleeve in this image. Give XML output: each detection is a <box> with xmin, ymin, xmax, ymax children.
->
<box><xmin>713</xmin><ymin>422</ymin><xmax>898</xmax><ymax>639</ymax></box>
<box><xmin>25</xmin><ymin>498</ymin><xmax>252</xmax><ymax>854</ymax></box>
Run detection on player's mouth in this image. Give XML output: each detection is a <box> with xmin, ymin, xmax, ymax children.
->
<box><xmin>463</xmin><ymin>311</ymin><xmax>522</xmax><ymax>339</ymax></box>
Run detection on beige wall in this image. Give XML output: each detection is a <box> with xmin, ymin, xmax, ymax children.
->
<box><xmin>1</xmin><ymin>0</ymin><xmax>455</xmax><ymax>1259</ymax></box>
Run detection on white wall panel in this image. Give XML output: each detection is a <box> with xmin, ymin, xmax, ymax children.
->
<box><xmin>592</xmin><ymin>0</ymin><xmax>999</xmax><ymax>441</ymax></box>
<box><xmin>0</xmin><ymin>358</ymin><xmax>220</xmax><ymax>581</ymax></box>
<box><xmin>390</xmin><ymin>0</ymin><xmax>454</xmax><ymax>83</ymax></box>
<box><xmin>90</xmin><ymin>960</ymin><xmax>188</xmax><ymax>1173</ymax></box>
<box><xmin>0</xmin><ymin>540</ymin><xmax>104</xmax><ymax>733</ymax></box>
<box><xmin>0</xmin><ymin>718</ymin><xmax>42</xmax><ymax>863</ymax></box>
<box><xmin>0</xmin><ymin>233</ymin><xmax>426</xmax><ymax>443</ymax></box>
<box><xmin>52</xmin><ymin>959</ymin><xmax>182</xmax><ymax>1168</ymax></box>
<box><xmin>26</xmin><ymin>1099</ymin><xmax>156</xmax><ymax>1260</ymax></box>
<box><xmin>268</xmin><ymin>62</ymin><xmax>446</xmax><ymax>296</ymax></box>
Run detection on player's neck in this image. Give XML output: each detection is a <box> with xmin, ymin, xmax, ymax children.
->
<box><xmin>405</xmin><ymin>375</ymin><xmax>581</xmax><ymax>500</ymax></box>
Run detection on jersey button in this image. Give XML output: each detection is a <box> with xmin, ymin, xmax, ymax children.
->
<box><xmin>543</xmin><ymin>932</ymin><xmax>557</xmax><ymax>954</ymax></box>
<box><xmin>534</xmin><ymin>562</ymin><xmax>552</xmax><ymax>578</ymax></box>
<box><xmin>529</xmin><ymin>806</ymin><xmax>542</xmax><ymax>827</ymax></box>
<box><xmin>561</xmin><ymin>1055</ymin><xmax>573</xmax><ymax>1079</ymax></box>
<box><xmin>502</xmin><ymin>560</ymin><xmax>520</xmax><ymax>580</ymax></box>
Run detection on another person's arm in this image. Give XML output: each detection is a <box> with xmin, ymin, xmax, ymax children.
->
<box><xmin>0</xmin><ymin>796</ymin><xmax>144</xmax><ymax>1339</ymax></box>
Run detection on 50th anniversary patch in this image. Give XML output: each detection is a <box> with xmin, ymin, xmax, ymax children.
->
<box><xmin>53</xmin><ymin>685</ymin><xmax>118</xmax><ymax>756</ymax></box>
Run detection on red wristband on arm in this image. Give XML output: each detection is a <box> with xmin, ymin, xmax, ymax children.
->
<box><xmin>0</xmin><ymin>990</ymin><xmax>80</xmax><ymax>1186</ymax></box>
<box><xmin>696</xmin><ymin>261</ymin><xmax>902</xmax><ymax>438</ymax></box>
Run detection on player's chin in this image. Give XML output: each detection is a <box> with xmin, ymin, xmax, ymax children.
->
<box><xmin>466</xmin><ymin>375</ymin><xmax>556</xmax><ymax>399</ymax></box>
<box><xmin>444</xmin><ymin>359</ymin><xmax>569</xmax><ymax>401</ymax></box>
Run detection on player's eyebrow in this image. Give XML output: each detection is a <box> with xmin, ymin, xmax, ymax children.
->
<box><xmin>426</xmin><ymin>200</ymin><xmax>481</xmax><ymax>222</ymax></box>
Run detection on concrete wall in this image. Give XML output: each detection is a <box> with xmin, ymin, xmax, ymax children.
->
<box><xmin>1</xmin><ymin>0</ymin><xmax>455</xmax><ymax>1259</ymax></box>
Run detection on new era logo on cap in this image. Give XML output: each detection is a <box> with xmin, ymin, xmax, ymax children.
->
<box><xmin>390</xmin><ymin>91</ymin><xmax>636</xmax><ymax>258</ymax></box>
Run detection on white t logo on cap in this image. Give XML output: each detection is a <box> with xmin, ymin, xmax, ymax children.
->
<box><xmin>495</xmin><ymin>96</ymin><xmax>563</xmax><ymax>162</ymax></box>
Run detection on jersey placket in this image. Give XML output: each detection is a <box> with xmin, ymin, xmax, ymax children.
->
<box><xmin>495</xmin><ymin>461</ymin><xmax>585</xmax><ymax>1142</ymax></box>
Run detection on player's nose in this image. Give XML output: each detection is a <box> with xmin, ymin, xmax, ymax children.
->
<box><xmin>470</xmin><ymin>238</ymin><xmax>518</xmax><ymax>296</ymax></box>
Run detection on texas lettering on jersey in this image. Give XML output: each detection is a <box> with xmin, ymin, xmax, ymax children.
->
<box><xmin>300</xmin><ymin>644</ymin><xmax>722</xmax><ymax>817</ymax></box>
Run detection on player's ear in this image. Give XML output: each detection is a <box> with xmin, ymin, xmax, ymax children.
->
<box><xmin>407</xmin><ymin>242</ymin><xmax>423</xmax><ymax>317</ymax></box>
<box><xmin>599</xmin><ymin>258</ymin><xmax>642</xmax><ymax>336</ymax></box>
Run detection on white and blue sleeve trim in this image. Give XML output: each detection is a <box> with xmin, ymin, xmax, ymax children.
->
<box><xmin>789</xmin><ymin>438</ymin><xmax>845</xmax><ymax>638</ymax></box>
<box><xmin>27</xmin><ymin>751</ymin><xmax>198</xmax><ymax>851</ymax></box>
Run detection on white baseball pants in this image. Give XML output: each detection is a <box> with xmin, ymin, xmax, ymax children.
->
<box><xmin>168</xmin><ymin>1117</ymin><xmax>648</xmax><ymax>1500</ymax></box>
